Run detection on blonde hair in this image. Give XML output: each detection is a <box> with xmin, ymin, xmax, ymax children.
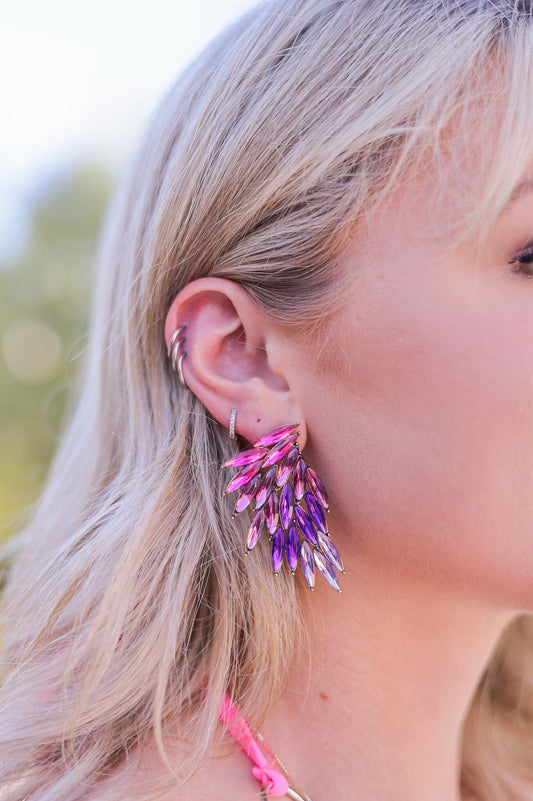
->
<box><xmin>2</xmin><ymin>1</ymin><xmax>533</xmax><ymax>799</ymax></box>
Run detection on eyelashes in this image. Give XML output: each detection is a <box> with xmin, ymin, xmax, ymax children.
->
<box><xmin>508</xmin><ymin>247</ymin><xmax>533</xmax><ymax>279</ymax></box>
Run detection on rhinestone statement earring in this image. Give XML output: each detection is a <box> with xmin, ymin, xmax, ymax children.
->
<box><xmin>223</xmin><ymin>422</ymin><xmax>344</xmax><ymax>591</ymax></box>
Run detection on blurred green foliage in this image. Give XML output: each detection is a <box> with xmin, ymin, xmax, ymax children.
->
<box><xmin>0</xmin><ymin>163</ymin><xmax>116</xmax><ymax>543</ymax></box>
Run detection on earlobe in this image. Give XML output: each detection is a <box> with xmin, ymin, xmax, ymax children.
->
<box><xmin>164</xmin><ymin>277</ymin><xmax>305</xmax><ymax>446</ymax></box>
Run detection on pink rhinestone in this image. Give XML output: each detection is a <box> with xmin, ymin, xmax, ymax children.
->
<box><xmin>223</xmin><ymin>446</ymin><xmax>267</xmax><ymax>469</ymax></box>
<box><xmin>276</xmin><ymin>445</ymin><xmax>300</xmax><ymax>488</ymax></box>
<box><xmin>254</xmin><ymin>466</ymin><xmax>277</xmax><ymax>510</ymax></box>
<box><xmin>253</xmin><ymin>423</ymin><xmax>299</xmax><ymax>449</ymax></box>
<box><xmin>265</xmin><ymin>491</ymin><xmax>280</xmax><ymax>535</ymax></box>
<box><xmin>233</xmin><ymin>474</ymin><xmax>261</xmax><ymax>515</ymax></box>
<box><xmin>294</xmin><ymin>458</ymin><xmax>306</xmax><ymax>501</ymax></box>
<box><xmin>225</xmin><ymin>461</ymin><xmax>262</xmax><ymax>494</ymax></box>
<box><xmin>246</xmin><ymin>509</ymin><xmax>265</xmax><ymax>552</ymax></box>
<box><xmin>262</xmin><ymin>434</ymin><xmax>299</xmax><ymax>469</ymax></box>
<box><xmin>305</xmin><ymin>466</ymin><xmax>329</xmax><ymax>509</ymax></box>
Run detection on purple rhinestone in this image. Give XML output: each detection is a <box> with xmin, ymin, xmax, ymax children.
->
<box><xmin>314</xmin><ymin>549</ymin><xmax>341</xmax><ymax>592</ymax></box>
<box><xmin>294</xmin><ymin>505</ymin><xmax>318</xmax><ymax>547</ymax></box>
<box><xmin>271</xmin><ymin>526</ymin><xmax>285</xmax><ymax>574</ymax></box>
<box><xmin>300</xmin><ymin>540</ymin><xmax>315</xmax><ymax>590</ymax></box>
<box><xmin>254</xmin><ymin>423</ymin><xmax>299</xmax><ymax>449</ymax></box>
<box><xmin>223</xmin><ymin>446</ymin><xmax>267</xmax><ymax>469</ymax></box>
<box><xmin>305</xmin><ymin>491</ymin><xmax>327</xmax><ymax>533</ymax></box>
<box><xmin>225</xmin><ymin>461</ymin><xmax>262</xmax><ymax>495</ymax></box>
<box><xmin>305</xmin><ymin>466</ymin><xmax>329</xmax><ymax>509</ymax></box>
<box><xmin>262</xmin><ymin>434</ymin><xmax>299</xmax><ymax>469</ymax></box>
<box><xmin>276</xmin><ymin>445</ymin><xmax>300</xmax><ymax>488</ymax></box>
<box><xmin>265</xmin><ymin>491</ymin><xmax>280</xmax><ymax>535</ymax></box>
<box><xmin>316</xmin><ymin>529</ymin><xmax>344</xmax><ymax>573</ymax></box>
<box><xmin>286</xmin><ymin>523</ymin><xmax>299</xmax><ymax>573</ymax></box>
<box><xmin>254</xmin><ymin>466</ymin><xmax>277</xmax><ymax>510</ymax></box>
<box><xmin>280</xmin><ymin>482</ymin><xmax>294</xmax><ymax>530</ymax></box>
<box><xmin>294</xmin><ymin>458</ymin><xmax>306</xmax><ymax>501</ymax></box>
<box><xmin>233</xmin><ymin>474</ymin><xmax>261</xmax><ymax>515</ymax></box>
<box><xmin>246</xmin><ymin>508</ymin><xmax>265</xmax><ymax>552</ymax></box>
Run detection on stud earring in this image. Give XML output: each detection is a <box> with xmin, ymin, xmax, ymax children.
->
<box><xmin>222</xmin><ymin>422</ymin><xmax>344</xmax><ymax>592</ymax></box>
<box><xmin>167</xmin><ymin>325</ymin><xmax>187</xmax><ymax>387</ymax></box>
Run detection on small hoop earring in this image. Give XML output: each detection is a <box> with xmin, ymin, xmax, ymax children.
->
<box><xmin>229</xmin><ymin>408</ymin><xmax>237</xmax><ymax>439</ymax></box>
<box><xmin>167</xmin><ymin>325</ymin><xmax>188</xmax><ymax>388</ymax></box>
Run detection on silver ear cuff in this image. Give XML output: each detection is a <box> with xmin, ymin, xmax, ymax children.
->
<box><xmin>167</xmin><ymin>325</ymin><xmax>187</xmax><ymax>387</ymax></box>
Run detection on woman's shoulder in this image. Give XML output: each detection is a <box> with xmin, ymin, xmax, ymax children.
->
<box><xmin>79</xmin><ymin>737</ymin><xmax>262</xmax><ymax>801</ymax></box>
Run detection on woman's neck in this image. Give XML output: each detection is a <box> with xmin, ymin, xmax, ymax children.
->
<box><xmin>87</xmin><ymin>542</ymin><xmax>518</xmax><ymax>801</ymax></box>
<box><xmin>259</xmin><ymin>546</ymin><xmax>516</xmax><ymax>801</ymax></box>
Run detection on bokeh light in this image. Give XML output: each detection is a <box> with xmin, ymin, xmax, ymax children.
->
<box><xmin>2</xmin><ymin>318</ymin><xmax>62</xmax><ymax>384</ymax></box>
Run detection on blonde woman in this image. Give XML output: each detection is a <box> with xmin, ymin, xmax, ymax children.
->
<box><xmin>2</xmin><ymin>0</ymin><xmax>533</xmax><ymax>799</ymax></box>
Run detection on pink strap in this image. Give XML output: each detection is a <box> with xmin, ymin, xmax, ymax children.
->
<box><xmin>219</xmin><ymin>692</ymin><xmax>289</xmax><ymax>797</ymax></box>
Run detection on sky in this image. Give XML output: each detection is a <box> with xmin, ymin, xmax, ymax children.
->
<box><xmin>0</xmin><ymin>0</ymin><xmax>258</xmax><ymax>259</ymax></box>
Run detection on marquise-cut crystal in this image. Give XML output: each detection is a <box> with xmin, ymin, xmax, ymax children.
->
<box><xmin>254</xmin><ymin>466</ymin><xmax>277</xmax><ymax>509</ymax></box>
<box><xmin>234</xmin><ymin>474</ymin><xmax>261</xmax><ymax>515</ymax></box>
<box><xmin>276</xmin><ymin>445</ymin><xmax>300</xmax><ymax>488</ymax></box>
<box><xmin>223</xmin><ymin>422</ymin><xmax>342</xmax><ymax>590</ymax></box>
<box><xmin>265</xmin><ymin>491</ymin><xmax>280</xmax><ymax>535</ymax></box>
<box><xmin>271</xmin><ymin>526</ymin><xmax>285</xmax><ymax>573</ymax></box>
<box><xmin>294</xmin><ymin>505</ymin><xmax>318</xmax><ymax>546</ymax></box>
<box><xmin>280</xmin><ymin>482</ymin><xmax>294</xmax><ymax>530</ymax></box>
<box><xmin>246</xmin><ymin>508</ymin><xmax>265</xmax><ymax>552</ymax></box>
<box><xmin>223</xmin><ymin>446</ymin><xmax>267</xmax><ymax>469</ymax></box>
<box><xmin>286</xmin><ymin>523</ymin><xmax>299</xmax><ymax>573</ymax></box>
<box><xmin>294</xmin><ymin>458</ymin><xmax>306</xmax><ymax>501</ymax></box>
<box><xmin>305</xmin><ymin>491</ymin><xmax>327</xmax><ymax>533</ymax></box>
<box><xmin>306</xmin><ymin>466</ymin><xmax>329</xmax><ymax>509</ymax></box>
<box><xmin>300</xmin><ymin>540</ymin><xmax>315</xmax><ymax>590</ymax></box>
<box><xmin>254</xmin><ymin>424</ymin><xmax>299</xmax><ymax>449</ymax></box>
<box><xmin>314</xmin><ymin>549</ymin><xmax>340</xmax><ymax>592</ymax></box>
<box><xmin>262</xmin><ymin>434</ymin><xmax>299</xmax><ymax>469</ymax></box>
<box><xmin>225</xmin><ymin>461</ymin><xmax>262</xmax><ymax>494</ymax></box>
<box><xmin>316</xmin><ymin>529</ymin><xmax>344</xmax><ymax>573</ymax></box>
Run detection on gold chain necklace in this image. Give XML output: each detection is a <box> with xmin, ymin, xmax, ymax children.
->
<box><xmin>254</xmin><ymin>729</ymin><xmax>313</xmax><ymax>801</ymax></box>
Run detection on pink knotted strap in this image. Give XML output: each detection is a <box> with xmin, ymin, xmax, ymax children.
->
<box><xmin>219</xmin><ymin>692</ymin><xmax>289</xmax><ymax>797</ymax></box>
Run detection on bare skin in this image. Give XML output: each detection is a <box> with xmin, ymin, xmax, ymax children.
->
<box><xmin>88</xmin><ymin>135</ymin><xmax>533</xmax><ymax>800</ymax></box>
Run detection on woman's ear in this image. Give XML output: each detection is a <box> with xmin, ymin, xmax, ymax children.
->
<box><xmin>164</xmin><ymin>277</ymin><xmax>306</xmax><ymax>446</ymax></box>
